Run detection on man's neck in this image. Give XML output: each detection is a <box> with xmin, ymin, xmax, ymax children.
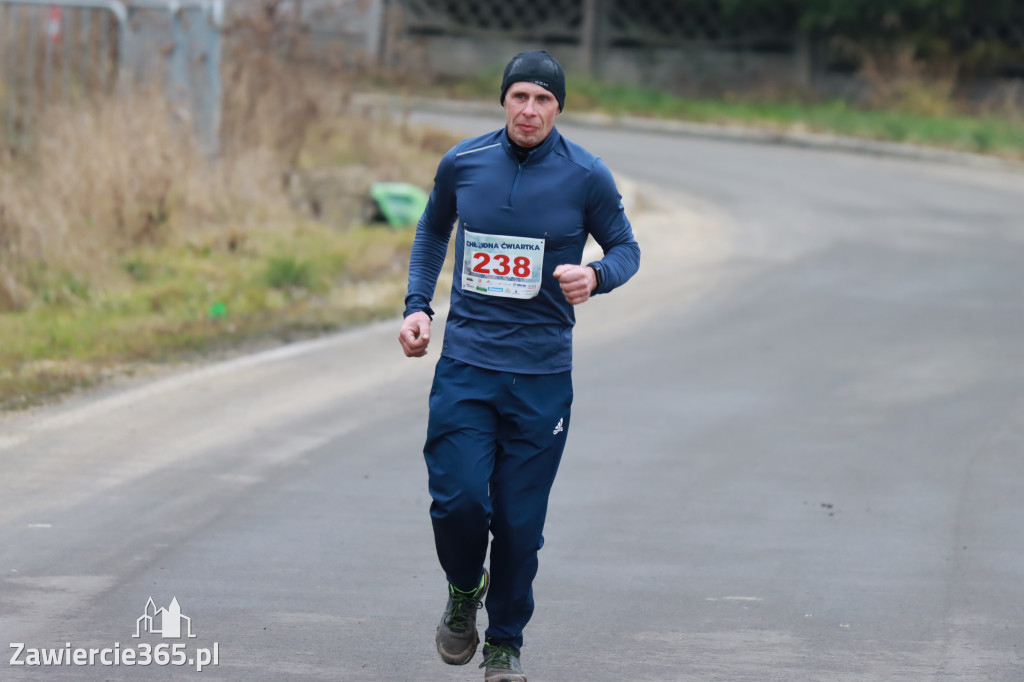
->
<box><xmin>506</xmin><ymin>130</ymin><xmax>533</xmax><ymax>163</ymax></box>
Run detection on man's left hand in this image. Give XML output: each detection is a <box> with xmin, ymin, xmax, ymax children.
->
<box><xmin>553</xmin><ymin>264</ymin><xmax>597</xmax><ymax>305</ymax></box>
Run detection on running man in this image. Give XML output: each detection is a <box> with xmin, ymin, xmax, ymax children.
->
<box><xmin>399</xmin><ymin>50</ymin><xmax>641</xmax><ymax>682</ymax></box>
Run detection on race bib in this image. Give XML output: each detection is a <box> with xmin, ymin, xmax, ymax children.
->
<box><xmin>462</xmin><ymin>230</ymin><xmax>544</xmax><ymax>299</ymax></box>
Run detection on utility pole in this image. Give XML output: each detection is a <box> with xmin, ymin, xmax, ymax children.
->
<box><xmin>581</xmin><ymin>0</ymin><xmax>606</xmax><ymax>79</ymax></box>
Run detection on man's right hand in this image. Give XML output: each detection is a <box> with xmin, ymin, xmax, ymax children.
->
<box><xmin>399</xmin><ymin>312</ymin><xmax>432</xmax><ymax>357</ymax></box>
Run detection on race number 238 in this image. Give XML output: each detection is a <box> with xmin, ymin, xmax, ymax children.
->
<box><xmin>470</xmin><ymin>253</ymin><xmax>532</xmax><ymax>278</ymax></box>
<box><xmin>462</xmin><ymin>229</ymin><xmax>544</xmax><ymax>300</ymax></box>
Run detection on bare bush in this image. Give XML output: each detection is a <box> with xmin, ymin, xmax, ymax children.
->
<box><xmin>832</xmin><ymin>39</ymin><xmax>959</xmax><ymax>116</ymax></box>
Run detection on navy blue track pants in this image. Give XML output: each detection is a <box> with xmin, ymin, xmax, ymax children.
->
<box><xmin>424</xmin><ymin>356</ymin><xmax>572</xmax><ymax>649</ymax></box>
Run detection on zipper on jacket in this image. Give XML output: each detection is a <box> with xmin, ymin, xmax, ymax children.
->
<box><xmin>508</xmin><ymin>161</ymin><xmax>524</xmax><ymax>205</ymax></box>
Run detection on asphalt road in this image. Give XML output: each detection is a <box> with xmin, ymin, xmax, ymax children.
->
<box><xmin>1</xmin><ymin>113</ymin><xmax>1023</xmax><ymax>681</ymax></box>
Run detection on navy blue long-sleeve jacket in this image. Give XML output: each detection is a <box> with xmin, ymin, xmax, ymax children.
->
<box><xmin>404</xmin><ymin>126</ymin><xmax>641</xmax><ymax>374</ymax></box>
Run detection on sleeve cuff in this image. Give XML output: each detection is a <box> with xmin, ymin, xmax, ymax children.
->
<box><xmin>403</xmin><ymin>305</ymin><xmax>435</xmax><ymax>320</ymax></box>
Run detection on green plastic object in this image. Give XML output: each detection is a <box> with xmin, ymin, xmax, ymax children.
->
<box><xmin>368</xmin><ymin>182</ymin><xmax>428</xmax><ymax>228</ymax></box>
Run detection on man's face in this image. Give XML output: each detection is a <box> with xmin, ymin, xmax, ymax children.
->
<box><xmin>504</xmin><ymin>82</ymin><xmax>560</xmax><ymax>148</ymax></box>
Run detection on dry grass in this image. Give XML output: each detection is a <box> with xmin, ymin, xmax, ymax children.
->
<box><xmin>2</xmin><ymin>95</ymin><xmax>210</xmax><ymax>291</ymax></box>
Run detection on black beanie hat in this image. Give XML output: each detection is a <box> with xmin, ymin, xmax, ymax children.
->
<box><xmin>499</xmin><ymin>50</ymin><xmax>566</xmax><ymax>111</ymax></box>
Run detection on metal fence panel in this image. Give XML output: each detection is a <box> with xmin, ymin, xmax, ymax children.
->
<box><xmin>392</xmin><ymin>0</ymin><xmax>1024</xmax><ymax>92</ymax></box>
<box><xmin>0</xmin><ymin>0</ymin><xmax>221</xmax><ymax>153</ymax></box>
